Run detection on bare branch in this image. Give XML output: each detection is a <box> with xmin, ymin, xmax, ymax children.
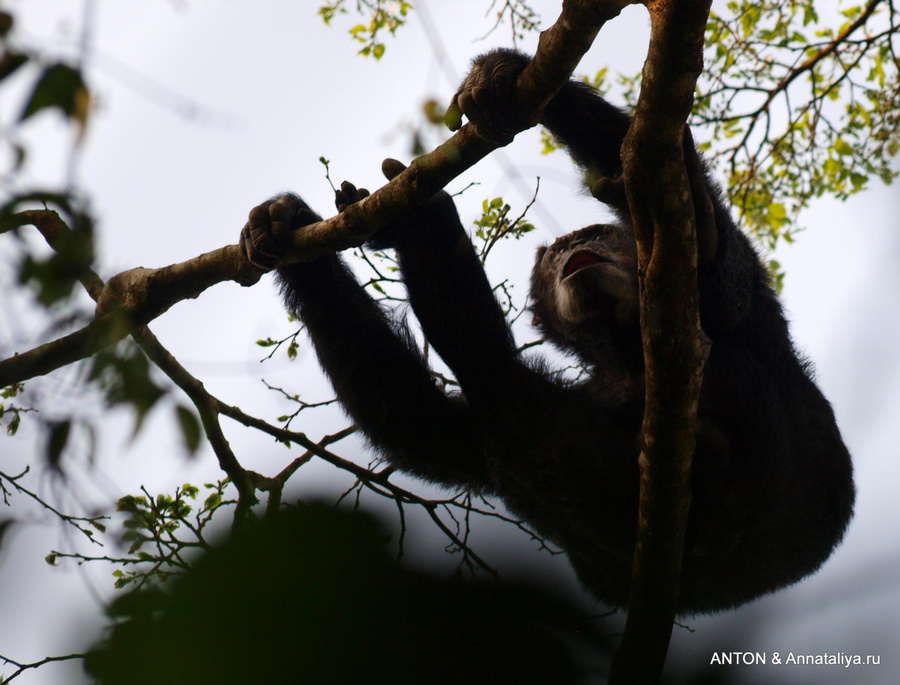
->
<box><xmin>0</xmin><ymin>652</ymin><xmax>85</xmax><ymax>683</ymax></box>
<box><xmin>0</xmin><ymin>219</ymin><xmax>260</xmax><ymax>389</ymax></box>
<box><xmin>129</xmin><ymin>326</ymin><xmax>265</xmax><ymax>527</ymax></box>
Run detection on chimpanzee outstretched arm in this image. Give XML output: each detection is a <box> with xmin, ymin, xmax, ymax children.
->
<box><xmin>240</xmin><ymin>195</ymin><xmax>489</xmax><ymax>489</ymax></box>
<box><xmin>351</xmin><ymin>161</ymin><xmax>534</xmax><ymax>404</ymax></box>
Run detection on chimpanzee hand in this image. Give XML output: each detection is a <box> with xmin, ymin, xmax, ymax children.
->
<box><xmin>445</xmin><ymin>49</ymin><xmax>532</xmax><ymax>143</ymax></box>
<box><xmin>339</xmin><ymin>158</ymin><xmax>462</xmax><ymax>252</ymax></box>
<box><xmin>240</xmin><ymin>194</ymin><xmax>322</xmax><ymax>271</ymax></box>
<box><xmin>334</xmin><ymin>181</ymin><xmax>370</xmax><ymax>214</ymax></box>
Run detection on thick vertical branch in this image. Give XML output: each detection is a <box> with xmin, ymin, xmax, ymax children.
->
<box><xmin>608</xmin><ymin>0</ymin><xmax>713</xmax><ymax>683</ymax></box>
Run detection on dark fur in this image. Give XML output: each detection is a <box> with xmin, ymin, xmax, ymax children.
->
<box><xmin>241</xmin><ymin>50</ymin><xmax>854</xmax><ymax>614</ymax></box>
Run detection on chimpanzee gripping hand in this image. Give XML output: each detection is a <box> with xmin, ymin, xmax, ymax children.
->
<box><xmin>335</xmin><ymin>158</ymin><xmax>466</xmax><ymax>254</ymax></box>
<box><xmin>445</xmin><ymin>49</ymin><xmax>532</xmax><ymax>144</ymax></box>
<box><xmin>240</xmin><ymin>194</ymin><xmax>323</xmax><ymax>271</ymax></box>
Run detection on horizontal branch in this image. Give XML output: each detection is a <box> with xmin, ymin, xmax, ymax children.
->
<box><xmin>274</xmin><ymin>0</ymin><xmax>631</xmax><ymax>264</ymax></box>
<box><xmin>0</xmin><ymin>0</ymin><xmax>628</xmax><ymax>389</ymax></box>
<box><xmin>0</xmin><ymin>242</ymin><xmax>259</xmax><ymax>388</ymax></box>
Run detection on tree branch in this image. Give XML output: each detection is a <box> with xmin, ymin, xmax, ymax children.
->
<box><xmin>609</xmin><ymin>0</ymin><xmax>713</xmax><ymax>682</ymax></box>
<box><xmin>274</xmin><ymin>0</ymin><xmax>632</xmax><ymax>264</ymax></box>
<box><xmin>748</xmin><ymin>0</ymin><xmax>883</xmax><ymax>121</ymax></box>
<box><xmin>0</xmin><ymin>652</ymin><xmax>85</xmax><ymax>683</ymax></box>
<box><xmin>0</xmin><ymin>216</ymin><xmax>260</xmax><ymax>389</ymax></box>
<box><xmin>128</xmin><ymin>326</ymin><xmax>266</xmax><ymax>527</ymax></box>
<box><xmin>0</xmin><ymin>0</ymin><xmax>626</xmax><ymax>390</ymax></box>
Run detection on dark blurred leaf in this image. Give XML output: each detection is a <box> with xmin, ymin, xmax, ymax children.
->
<box><xmin>86</xmin><ymin>505</ymin><xmax>613</xmax><ymax>685</ymax></box>
<box><xmin>89</xmin><ymin>343</ymin><xmax>166</xmax><ymax>434</ymax></box>
<box><xmin>0</xmin><ymin>10</ymin><xmax>12</xmax><ymax>36</ymax></box>
<box><xmin>20</xmin><ymin>62</ymin><xmax>89</xmax><ymax>128</ymax></box>
<box><xmin>0</xmin><ymin>51</ymin><xmax>27</xmax><ymax>81</ymax></box>
<box><xmin>0</xmin><ymin>519</ymin><xmax>16</xmax><ymax>553</ymax></box>
<box><xmin>175</xmin><ymin>405</ymin><xmax>202</xmax><ymax>455</ymax></box>
<box><xmin>46</xmin><ymin>420</ymin><xmax>71</xmax><ymax>470</ymax></box>
<box><xmin>17</xmin><ymin>210</ymin><xmax>95</xmax><ymax>306</ymax></box>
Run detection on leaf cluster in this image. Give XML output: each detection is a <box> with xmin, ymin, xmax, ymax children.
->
<box><xmin>0</xmin><ymin>383</ymin><xmax>27</xmax><ymax>437</ymax></box>
<box><xmin>318</xmin><ymin>1</ymin><xmax>413</xmax><ymax>60</ymax></box>
<box><xmin>698</xmin><ymin>0</ymin><xmax>899</xmax><ymax>245</ymax></box>
<box><xmin>482</xmin><ymin>0</ymin><xmax>542</xmax><ymax>46</ymax></box>
<box><xmin>54</xmin><ymin>480</ymin><xmax>235</xmax><ymax>590</ymax></box>
<box><xmin>474</xmin><ymin>195</ymin><xmax>537</xmax><ymax>263</ymax></box>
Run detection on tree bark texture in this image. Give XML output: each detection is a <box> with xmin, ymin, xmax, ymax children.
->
<box><xmin>608</xmin><ymin>0</ymin><xmax>713</xmax><ymax>683</ymax></box>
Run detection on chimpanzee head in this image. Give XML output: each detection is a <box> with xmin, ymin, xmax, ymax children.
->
<box><xmin>530</xmin><ymin>224</ymin><xmax>641</xmax><ymax>376</ymax></box>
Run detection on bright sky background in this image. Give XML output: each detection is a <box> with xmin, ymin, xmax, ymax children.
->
<box><xmin>1</xmin><ymin>1</ymin><xmax>899</xmax><ymax>683</ymax></box>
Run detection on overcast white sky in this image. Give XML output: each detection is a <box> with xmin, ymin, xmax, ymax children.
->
<box><xmin>1</xmin><ymin>1</ymin><xmax>899</xmax><ymax>684</ymax></box>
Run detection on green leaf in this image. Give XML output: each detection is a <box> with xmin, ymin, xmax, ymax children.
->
<box><xmin>1</xmin><ymin>383</ymin><xmax>23</xmax><ymax>399</ymax></box>
<box><xmin>175</xmin><ymin>405</ymin><xmax>202</xmax><ymax>454</ymax></box>
<box><xmin>850</xmin><ymin>173</ymin><xmax>867</xmax><ymax>190</ymax></box>
<box><xmin>20</xmin><ymin>63</ymin><xmax>89</xmax><ymax>126</ymax></box>
<box><xmin>834</xmin><ymin>138</ymin><xmax>854</xmax><ymax>156</ymax></box>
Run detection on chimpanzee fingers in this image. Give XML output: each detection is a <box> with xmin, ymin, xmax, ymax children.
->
<box><xmin>445</xmin><ymin>94</ymin><xmax>463</xmax><ymax>131</ymax></box>
<box><xmin>267</xmin><ymin>195</ymin><xmax>301</xmax><ymax>240</ymax></box>
<box><xmin>445</xmin><ymin>87</ymin><xmax>498</xmax><ymax>140</ymax></box>
<box><xmin>461</xmin><ymin>88</ymin><xmax>514</xmax><ymax>143</ymax></box>
<box><xmin>590</xmin><ymin>177</ymin><xmax>628</xmax><ymax>213</ymax></box>
<box><xmin>242</xmin><ymin>196</ymin><xmax>308</xmax><ymax>269</ymax></box>
<box><xmin>382</xmin><ymin>158</ymin><xmax>407</xmax><ymax>181</ymax></box>
<box><xmin>240</xmin><ymin>217</ymin><xmax>277</xmax><ymax>271</ymax></box>
<box><xmin>335</xmin><ymin>181</ymin><xmax>369</xmax><ymax>212</ymax></box>
<box><xmin>454</xmin><ymin>90</ymin><xmax>479</xmax><ymax>128</ymax></box>
<box><xmin>247</xmin><ymin>202</ymin><xmax>270</xmax><ymax>230</ymax></box>
<box><xmin>335</xmin><ymin>181</ymin><xmax>355</xmax><ymax>211</ymax></box>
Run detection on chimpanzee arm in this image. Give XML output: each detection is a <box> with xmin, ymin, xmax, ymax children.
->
<box><xmin>447</xmin><ymin>49</ymin><xmax>630</xmax><ymax>181</ymax></box>
<box><xmin>541</xmin><ymin>81</ymin><xmax>632</xmax><ymax>180</ymax></box>
<box><xmin>449</xmin><ymin>49</ymin><xmax>756</xmax><ymax>335</ymax></box>
<box><xmin>241</xmin><ymin>195</ymin><xmax>489</xmax><ymax>489</ymax></box>
<box><xmin>353</xmin><ymin>162</ymin><xmax>532</xmax><ymax>403</ymax></box>
<box><xmin>545</xmin><ymin>77</ymin><xmax>762</xmax><ymax>334</ymax></box>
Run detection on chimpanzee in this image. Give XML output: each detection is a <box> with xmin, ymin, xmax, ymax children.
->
<box><xmin>240</xmin><ymin>50</ymin><xmax>854</xmax><ymax>614</ymax></box>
